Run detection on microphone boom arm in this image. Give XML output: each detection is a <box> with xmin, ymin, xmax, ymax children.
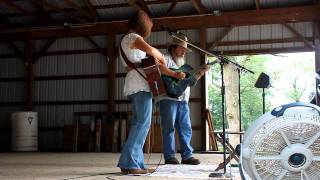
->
<box><xmin>169</xmin><ymin>31</ymin><xmax>254</xmax><ymax>74</ymax></box>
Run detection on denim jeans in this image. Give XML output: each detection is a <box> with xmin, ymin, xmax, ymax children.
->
<box><xmin>117</xmin><ymin>91</ymin><xmax>152</xmax><ymax>169</ymax></box>
<box><xmin>159</xmin><ymin>99</ymin><xmax>193</xmax><ymax>160</ymax></box>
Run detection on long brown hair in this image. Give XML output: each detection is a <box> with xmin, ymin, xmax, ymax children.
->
<box><xmin>128</xmin><ymin>10</ymin><xmax>153</xmax><ymax>38</ymax></box>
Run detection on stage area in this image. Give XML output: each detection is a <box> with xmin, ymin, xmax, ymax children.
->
<box><xmin>0</xmin><ymin>152</ymin><xmax>241</xmax><ymax>180</ymax></box>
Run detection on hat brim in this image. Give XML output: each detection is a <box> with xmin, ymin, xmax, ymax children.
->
<box><xmin>168</xmin><ymin>44</ymin><xmax>192</xmax><ymax>52</ymax></box>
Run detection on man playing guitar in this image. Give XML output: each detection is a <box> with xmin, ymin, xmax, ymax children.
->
<box><xmin>158</xmin><ymin>34</ymin><xmax>210</xmax><ymax>165</ymax></box>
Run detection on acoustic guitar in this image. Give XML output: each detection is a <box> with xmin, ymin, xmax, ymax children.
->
<box><xmin>162</xmin><ymin>62</ymin><xmax>216</xmax><ymax>98</ymax></box>
<box><xmin>141</xmin><ymin>56</ymin><xmax>167</xmax><ymax>97</ymax></box>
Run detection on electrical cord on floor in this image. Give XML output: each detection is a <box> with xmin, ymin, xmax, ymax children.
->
<box><xmin>145</xmin><ymin>100</ymin><xmax>163</xmax><ymax>175</ymax></box>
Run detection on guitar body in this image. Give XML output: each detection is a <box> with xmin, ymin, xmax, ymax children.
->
<box><xmin>141</xmin><ymin>56</ymin><xmax>166</xmax><ymax>97</ymax></box>
<box><xmin>161</xmin><ymin>64</ymin><xmax>198</xmax><ymax>98</ymax></box>
<box><xmin>162</xmin><ymin>62</ymin><xmax>215</xmax><ymax>98</ymax></box>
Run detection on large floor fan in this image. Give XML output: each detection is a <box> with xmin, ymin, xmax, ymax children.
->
<box><xmin>240</xmin><ymin>102</ymin><xmax>320</xmax><ymax>180</ymax></box>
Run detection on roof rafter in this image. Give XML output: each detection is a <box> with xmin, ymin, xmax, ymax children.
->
<box><xmin>6</xmin><ymin>42</ymin><xmax>24</xmax><ymax>59</ymax></box>
<box><xmin>0</xmin><ymin>5</ymin><xmax>319</xmax><ymax>40</ymax></box>
<box><xmin>33</xmin><ymin>38</ymin><xmax>56</xmax><ymax>62</ymax></box>
<box><xmin>35</xmin><ymin>0</ymin><xmax>87</xmax><ymax>23</ymax></box>
<box><xmin>0</xmin><ymin>12</ymin><xmax>16</xmax><ymax>29</ymax></box>
<box><xmin>191</xmin><ymin>0</ymin><xmax>208</xmax><ymax>14</ymax></box>
<box><xmin>128</xmin><ymin>0</ymin><xmax>151</xmax><ymax>16</ymax></box>
<box><xmin>0</xmin><ymin>0</ymin><xmax>48</xmax><ymax>24</ymax></box>
<box><xmin>30</xmin><ymin>0</ymin><xmax>55</xmax><ymax>24</ymax></box>
<box><xmin>165</xmin><ymin>0</ymin><xmax>177</xmax><ymax>16</ymax></box>
<box><xmin>86</xmin><ymin>37</ymin><xmax>107</xmax><ymax>58</ymax></box>
<box><xmin>64</xmin><ymin>0</ymin><xmax>95</xmax><ymax>21</ymax></box>
<box><xmin>255</xmin><ymin>0</ymin><xmax>260</xmax><ymax>10</ymax></box>
<box><xmin>84</xmin><ymin>0</ymin><xmax>99</xmax><ymax>21</ymax></box>
<box><xmin>208</xmin><ymin>25</ymin><xmax>234</xmax><ymax>49</ymax></box>
<box><xmin>283</xmin><ymin>23</ymin><xmax>314</xmax><ymax>50</ymax></box>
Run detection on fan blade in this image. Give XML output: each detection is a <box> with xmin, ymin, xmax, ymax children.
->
<box><xmin>276</xmin><ymin>169</ymin><xmax>288</xmax><ymax>180</ymax></box>
<box><xmin>302</xmin><ymin>170</ymin><xmax>310</xmax><ymax>180</ymax></box>
<box><xmin>279</xmin><ymin>129</ymin><xmax>291</xmax><ymax>146</ymax></box>
<box><xmin>313</xmin><ymin>156</ymin><xmax>320</xmax><ymax>161</ymax></box>
<box><xmin>254</xmin><ymin>155</ymin><xmax>281</xmax><ymax>161</ymax></box>
<box><xmin>305</xmin><ymin>131</ymin><xmax>320</xmax><ymax>147</ymax></box>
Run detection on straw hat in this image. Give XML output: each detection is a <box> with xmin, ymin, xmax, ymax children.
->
<box><xmin>168</xmin><ymin>34</ymin><xmax>192</xmax><ymax>52</ymax></box>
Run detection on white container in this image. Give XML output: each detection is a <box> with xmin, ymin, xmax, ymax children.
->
<box><xmin>11</xmin><ymin>112</ymin><xmax>38</xmax><ymax>151</ymax></box>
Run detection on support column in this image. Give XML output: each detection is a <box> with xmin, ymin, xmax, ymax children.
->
<box><xmin>199</xmin><ymin>27</ymin><xmax>208</xmax><ymax>151</ymax></box>
<box><xmin>107</xmin><ymin>34</ymin><xmax>116</xmax><ymax>114</ymax></box>
<box><xmin>26</xmin><ymin>34</ymin><xmax>35</xmax><ymax>111</ymax></box>
<box><xmin>314</xmin><ymin>22</ymin><xmax>320</xmax><ymax>105</ymax></box>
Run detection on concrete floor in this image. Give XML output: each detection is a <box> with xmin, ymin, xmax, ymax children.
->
<box><xmin>0</xmin><ymin>152</ymin><xmax>239</xmax><ymax>180</ymax></box>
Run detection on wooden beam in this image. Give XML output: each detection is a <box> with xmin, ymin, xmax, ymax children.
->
<box><xmin>165</xmin><ymin>1</ymin><xmax>177</xmax><ymax>16</ymax></box>
<box><xmin>33</xmin><ymin>39</ymin><xmax>56</xmax><ymax>62</ymax></box>
<box><xmin>210</xmin><ymin>37</ymin><xmax>314</xmax><ymax>47</ymax></box>
<box><xmin>283</xmin><ymin>23</ymin><xmax>314</xmax><ymax>50</ymax></box>
<box><xmin>86</xmin><ymin>37</ymin><xmax>107</xmax><ymax>58</ymax></box>
<box><xmin>84</xmin><ymin>0</ymin><xmax>99</xmax><ymax>21</ymax></box>
<box><xmin>26</xmin><ymin>35</ymin><xmax>35</xmax><ymax>111</ymax></box>
<box><xmin>128</xmin><ymin>0</ymin><xmax>151</xmax><ymax>16</ymax></box>
<box><xmin>255</xmin><ymin>0</ymin><xmax>260</xmax><ymax>10</ymax></box>
<box><xmin>314</xmin><ymin>21</ymin><xmax>320</xmax><ymax>105</ymax></box>
<box><xmin>221</xmin><ymin>47</ymin><xmax>312</xmax><ymax>55</ymax></box>
<box><xmin>0</xmin><ymin>0</ymin><xmax>48</xmax><ymax>24</ymax></box>
<box><xmin>35</xmin><ymin>0</ymin><xmax>87</xmax><ymax>23</ymax></box>
<box><xmin>107</xmin><ymin>34</ymin><xmax>116</xmax><ymax>115</ymax></box>
<box><xmin>191</xmin><ymin>0</ymin><xmax>207</xmax><ymax>14</ymax></box>
<box><xmin>64</xmin><ymin>0</ymin><xmax>95</xmax><ymax>21</ymax></box>
<box><xmin>0</xmin><ymin>12</ymin><xmax>16</xmax><ymax>28</ymax></box>
<box><xmin>6</xmin><ymin>42</ymin><xmax>24</xmax><ymax>59</ymax></box>
<box><xmin>0</xmin><ymin>36</ymin><xmax>316</xmax><ymax>59</ymax></box>
<box><xmin>1</xmin><ymin>5</ymin><xmax>319</xmax><ymax>41</ymax></box>
<box><xmin>208</xmin><ymin>25</ymin><xmax>234</xmax><ymax>49</ymax></box>
<box><xmin>30</xmin><ymin>0</ymin><xmax>55</xmax><ymax>24</ymax></box>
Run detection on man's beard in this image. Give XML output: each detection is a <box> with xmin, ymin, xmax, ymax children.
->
<box><xmin>174</xmin><ymin>56</ymin><xmax>185</xmax><ymax>67</ymax></box>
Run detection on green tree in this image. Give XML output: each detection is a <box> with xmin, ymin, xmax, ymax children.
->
<box><xmin>208</xmin><ymin>55</ymin><xmax>270</xmax><ymax>130</ymax></box>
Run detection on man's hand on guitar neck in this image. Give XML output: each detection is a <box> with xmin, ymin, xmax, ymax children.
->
<box><xmin>194</xmin><ymin>65</ymin><xmax>210</xmax><ymax>80</ymax></box>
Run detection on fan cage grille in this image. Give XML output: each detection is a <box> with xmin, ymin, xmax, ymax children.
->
<box><xmin>244</xmin><ymin>112</ymin><xmax>320</xmax><ymax>179</ymax></box>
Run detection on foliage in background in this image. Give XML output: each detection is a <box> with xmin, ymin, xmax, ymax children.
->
<box><xmin>208</xmin><ymin>53</ymin><xmax>315</xmax><ymax>131</ymax></box>
<box><xmin>208</xmin><ymin>55</ymin><xmax>271</xmax><ymax>130</ymax></box>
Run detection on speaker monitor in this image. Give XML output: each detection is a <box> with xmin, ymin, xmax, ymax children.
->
<box><xmin>255</xmin><ymin>72</ymin><xmax>270</xmax><ymax>88</ymax></box>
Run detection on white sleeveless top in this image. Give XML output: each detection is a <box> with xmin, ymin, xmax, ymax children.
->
<box><xmin>120</xmin><ymin>33</ymin><xmax>150</xmax><ymax>96</ymax></box>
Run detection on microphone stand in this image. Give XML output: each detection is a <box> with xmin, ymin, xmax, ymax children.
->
<box><xmin>165</xmin><ymin>30</ymin><xmax>254</xmax><ymax>176</ymax></box>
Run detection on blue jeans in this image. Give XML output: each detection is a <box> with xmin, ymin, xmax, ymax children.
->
<box><xmin>117</xmin><ymin>91</ymin><xmax>152</xmax><ymax>169</ymax></box>
<box><xmin>159</xmin><ymin>99</ymin><xmax>193</xmax><ymax>160</ymax></box>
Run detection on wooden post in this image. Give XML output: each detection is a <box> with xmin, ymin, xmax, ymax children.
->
<box><xmin>199</xmin><ymin>27</ymin><xmax>208</xmax><ymax>151</ymax></box>
<box><xmin>26</xmin><ymin>34</ymin><xmax>35</xmax><ymax>111</ymax></box>
<box><xmin>314</xmin><ymin>22</ymin><xmax>320</xmax><ymax>106</ymax></box>
<box><xmin>107</xmin><ymin>34</ymin><xmax>116</xmax><ymax>115</ymax></box>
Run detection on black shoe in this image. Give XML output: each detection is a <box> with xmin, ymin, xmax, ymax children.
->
<box><xmin>181</xmin><ymin>157</ymin><xmax>200</xmax><ymax>165</ymax></box>
<box><xmin>165</xmin><ymin>157</ymin><xmax>180</xmax><ymax>164</ymax></box>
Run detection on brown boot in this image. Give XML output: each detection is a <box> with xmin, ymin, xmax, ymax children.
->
<box><xmin>145</xmin><ymin>167</ymin><xmax>156</xmax><ymax>173</ymax></box>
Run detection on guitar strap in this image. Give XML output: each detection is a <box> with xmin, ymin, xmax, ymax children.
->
<box><xmin>119</xmin><ymin>43</ymin><xmax>148</xmax><ymax>81</ymax></box>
